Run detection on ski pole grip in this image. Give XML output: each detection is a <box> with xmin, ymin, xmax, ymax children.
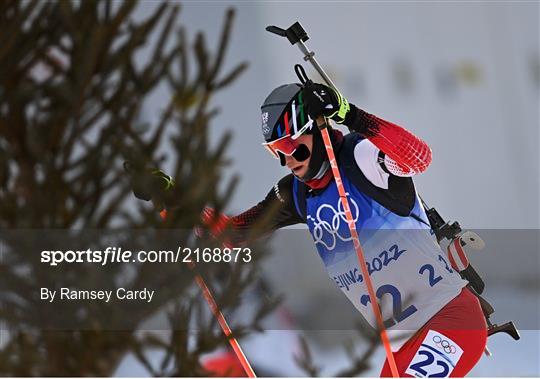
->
<box><xmin>265</xmin><ymin>25</ymin><xmax>286</xmax><ymax>37</ymax></box>
<box><xmin>266</xmin><ymin>22</ymin><xmax>309</xmax><ymax>44</ymax></box>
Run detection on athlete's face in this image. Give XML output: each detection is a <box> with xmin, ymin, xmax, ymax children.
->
<box><xmin>284</xmin><ymin>134</ymin><xmax>313</xmax><ymax>179</ymax></box>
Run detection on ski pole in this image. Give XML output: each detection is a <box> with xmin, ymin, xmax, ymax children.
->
<box><xmin>159</xmin><ymin>210</ymin><xmax>257</xmax><ymax>377</ymax></box>
<box><xmin>266</xmin><ymin>22</ymin><xmax>400</xmax><ymax>378</ymax></box>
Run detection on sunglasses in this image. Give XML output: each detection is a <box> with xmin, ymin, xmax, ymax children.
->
<box><xmin>262</xmin><ymin>120</ymin><xmax>313</xmax><ymax>161</ymax></box>
<box><xmin>276</xmin><ymin>144</ymin><xmax>311</xmax><ymax>166</ymax></box>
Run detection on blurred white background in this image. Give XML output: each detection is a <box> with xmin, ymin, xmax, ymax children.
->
<box><xmin>160</xmin><ymin>1</ymin><xmax>539</xmax><ymax>230</ymax></box>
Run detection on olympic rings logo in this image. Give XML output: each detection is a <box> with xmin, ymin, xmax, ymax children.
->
<box><xmin>307</xmin><ymin>194</ymin><xmax>359</xmax><ymax>251</ymax></box>
<box><xmin>432</xmin><ymin>335</ymin><xmax>457</xmax><ymax>354</ymax></box>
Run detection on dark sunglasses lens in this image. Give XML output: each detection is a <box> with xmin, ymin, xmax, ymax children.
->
<box><xmin>292</xmin><ymin>144</ymin><xmax>310</xmax><ymax>162</ymax></box>
<box><xmin>277</xmin><ymin>144</ymin><xmax>310</xmax><ymax>166</ymax></box>
<box><xmin>278</xmin><ymin>152</ymin><xmax>286</xmax><ymax>166</ymax></box>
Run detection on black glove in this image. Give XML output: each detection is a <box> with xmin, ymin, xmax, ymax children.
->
<box><xmin>123</xmin><ymin>161</ymin><xmax>175</xmax><ymax>205</ymax></box>
<box><xmin>301</xmin><ymin>82</ymin><xmax>350</xmax><ymax>124</ymax></box>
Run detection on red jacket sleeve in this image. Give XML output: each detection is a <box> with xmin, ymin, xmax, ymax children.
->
<box><xmin>199</xmin><ymin>174</ymin><xmax>305</xmax><ymax>246</ymax></box>
<box><xmin>344</xmin><ymin>105</ymin><xmax>432</xmax><ymax>175</ymax></box>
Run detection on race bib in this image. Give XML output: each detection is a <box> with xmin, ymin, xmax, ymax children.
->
<box><xmin>405</xmin><ymin>330</ymin><xmax>463</xmax><ymax>378</ymax></box>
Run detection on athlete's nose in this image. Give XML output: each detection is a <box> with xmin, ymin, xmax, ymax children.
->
<box><xmin>284</xmin><ymin>154</ymin><xmax>297</xmax><ymax>168</ymax></box>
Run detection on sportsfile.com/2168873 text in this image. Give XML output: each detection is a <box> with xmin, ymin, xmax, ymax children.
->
<box><xmin>40</xmin><ymin>247</ymin><xmax>252</xmax><ymax>266</ymax></box>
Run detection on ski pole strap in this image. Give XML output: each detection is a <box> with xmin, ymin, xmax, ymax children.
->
<box><xmin>294</xmin><ymin>64</ymin><xmax>310</xmax><ymax>85</ymax></box>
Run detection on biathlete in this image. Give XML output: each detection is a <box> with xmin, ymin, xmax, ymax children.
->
<box><xmin>127</xmin><ymin>81</ymin><xmax>487</xmax><ymax>377</ymax></box>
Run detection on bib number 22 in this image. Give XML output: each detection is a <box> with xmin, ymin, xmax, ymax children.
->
<box><xmin>405</xmin><ymin>330</ymin><xmax>464</xmax><ymax>377</ymax></box>
<box><xmin>360</xmin><ymin>284</ymin><xmax>417</xmax><ymax>328</ymax></box>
